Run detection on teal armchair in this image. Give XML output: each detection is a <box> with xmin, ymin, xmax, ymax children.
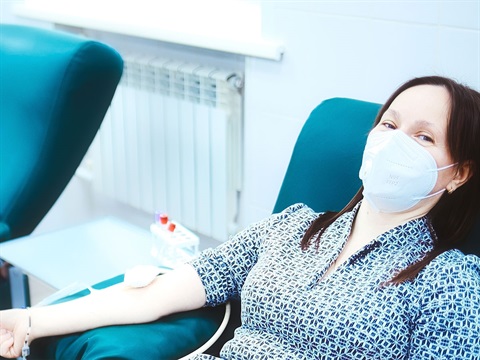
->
<box><xmin>274</xmin><ymin>98</ymin><xmax>380</xmax><ymax>213</ymax></box>
<box><xmin>22</xmin><ymin>93</ymin><xmax>480</xmax><ymax>357</ymax></box>
<box><xmin>27</xmin><ymin>98</ymin><xmax>380</xmax><ymax>359</ymax></box>
<box><xmin>209</xmin><ymin>97</ymin><xmax>480</xmax><ymax>356</ymax></box>
<box><xmin>0</xmin><ymin>24</ymin><xmax>123</xmax><ymax>242</ymax></box>
<box><xmin>0</xmin><ymin>24</ymin><xmax>229</xmax><ymax>360</ymax></box>
<box><xmin>0</xmin><ymin>24</ymin><xmax>123</xmax><ymax>309</ymax></box>
<box><xmin>274</xmin><ymin>98</ymin><xmax>479</xmax><ymax>253</ymax></box>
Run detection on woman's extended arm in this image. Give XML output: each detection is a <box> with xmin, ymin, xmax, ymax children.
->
<box><xmin>0</xmin><ymin>264</ymin><xmax>206</xmax><ymax>358</ymax></box>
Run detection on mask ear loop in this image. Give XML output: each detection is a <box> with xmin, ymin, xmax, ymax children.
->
<box><xmin>413</xmin><ymin>163</ymin><xmax>458</xmax><ymax>201</ymax></box>
<box><xmin>413</xmin><ymin>188</ymin><xmax>446</xmax><ymax>201</ymax></box>
<box><xmin>430</xmin><ymin>162</ymin><xmax>458</xmax><ymax>172</ymax></box>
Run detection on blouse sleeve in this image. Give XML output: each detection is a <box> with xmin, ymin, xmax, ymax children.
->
<box><xmin>409</xmin><ymin>253</ymin><xmax>480</xmax><ymax>359</ymax></box>
<box><xmin>189</xmin><ymin>204</ymin><xmax>307</xmax><ymax>307</ymax></box>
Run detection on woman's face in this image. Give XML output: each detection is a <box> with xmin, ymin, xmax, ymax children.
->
<box><xmin>371</xmin><ymin>84</ymin><xmax>456</xmax><ymax>203</ymax></box>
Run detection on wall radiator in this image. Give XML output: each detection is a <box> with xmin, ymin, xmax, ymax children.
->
<box><xmin>84</xmin><ymin>55</ymin><xmax>243</xmax><ymax>241</ymax></box>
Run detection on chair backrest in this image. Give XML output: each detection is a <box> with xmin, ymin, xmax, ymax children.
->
<box><xmin>0</xmin><ymin>24</ymin><xmax>123</xmax><ymax>242</ymax></box>
<box><xmin>274</xmin><ymin>97</ymin><xmax>479</xmax><ymax>255</ymax></box>
<box><xmin>206</xmin><ymin>96</ymin><xmax>479</xmax><ymax>356</ymax></box>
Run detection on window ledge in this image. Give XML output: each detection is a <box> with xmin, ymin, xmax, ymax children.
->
<box><xmin>14</xmin><ymin>3</ymin><xmax>285</xmax><ymax>61</ymax></box>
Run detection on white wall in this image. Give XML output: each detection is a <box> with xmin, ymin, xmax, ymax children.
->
<box><xmin>241</xmin><ymin>0</ymin><xmax>480</xmax><ymax>226</ymax></box>
<box><xmin>3</xmin><ymin>1</ymin><xmax>479</xmax><ymax>242</ymax></box>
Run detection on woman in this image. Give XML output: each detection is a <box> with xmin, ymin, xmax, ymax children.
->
<box><xmin>1</xmin><ymin>76</ymin><xmax>479</xmax><ymax>359</ymax></box>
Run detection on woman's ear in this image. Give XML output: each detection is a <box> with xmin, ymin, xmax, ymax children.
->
<box><xmin>447</xmin><ymin>161</ymin><xmax>473</xmax><ymax>193</ymax></box>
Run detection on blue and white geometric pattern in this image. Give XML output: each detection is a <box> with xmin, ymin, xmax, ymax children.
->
<box><xmin>190</xmin><ymin>203</ymin><xmax>480</xmax><ymax>359</ymax></box>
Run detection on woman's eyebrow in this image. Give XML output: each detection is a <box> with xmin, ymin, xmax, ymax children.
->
<box><xmin>385</xmin><ymin>110</ymin><xmax>440</xmax><ymax>131</ymax></box>
<box><xmin>384</xmin><ymin>108</ymin><xmax>400</xmax><ymax>119</ymax></box>
<box><xmin>414</xmin><ymin>119</ymin><xmax>440</xmax><ymax>132</ymax></box>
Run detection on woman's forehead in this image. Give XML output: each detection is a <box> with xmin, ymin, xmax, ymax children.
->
<box><xmin>388</xmin><ymin>85</ymin><xmax>451</xmax><ymax>127</ymax></box>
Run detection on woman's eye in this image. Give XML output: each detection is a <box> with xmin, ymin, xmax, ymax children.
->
<box><xmin>381</xmin><ymin>121</ymin><xmax>396</xmax><ymax>129</ymax></box>
<box><xmin>417</xmin><ymin>134</ymin><xmax>434</xmax><ymax>143</ymax></box>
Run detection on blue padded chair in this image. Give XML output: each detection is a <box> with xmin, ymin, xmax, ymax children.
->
<box><xmin>16</xmin><ymin>86</ymin><xmax>480</xmax><ymax>359</ymax></box>
<box><xmin>0</xmin><ymin>24</ymin><xmax>228</xmax><ymax>360</ymax></box>
<box><xmin>0</xmin><ymin>24</ymin><xmax>123</xmax><ymax>242</ymax></box>
<box><xmin>206</xmin><ymin>97</ymin><xmax>480</xmax><ymax>356</ymax></box>
<box><xmin>0</xmin><ymin>24</ymin><xmax>123</xmax><ymax>308</ymax></box>
<box><xmin>274</xmin><ymin>98</ymin><xmax>479</xmax><ymax>253</ymax></box>
<box><xmin>273</xmin><ymin>98</ymin><xmax>379</xmax><ymax>213</ymax></box>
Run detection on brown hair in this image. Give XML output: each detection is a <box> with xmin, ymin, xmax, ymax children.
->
<box><xmin>301</xmin><ymin>76</ymin><xmax>480</xmax><ymax>283</ymax></box>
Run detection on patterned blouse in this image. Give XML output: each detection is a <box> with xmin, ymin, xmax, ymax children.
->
<box><xmin>190</xmin><ymin>203</ymin><xmax>480</xmax><ymax>359</ymax></box>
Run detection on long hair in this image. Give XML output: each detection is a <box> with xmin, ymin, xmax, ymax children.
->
<box><xmin>301</xmin><ymin>76</ymin><xmax>480</xmax><ymax>283</ymax></box>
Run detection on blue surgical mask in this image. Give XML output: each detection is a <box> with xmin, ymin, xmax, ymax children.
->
<box><xmin>359</xmin><ymin>130</ymin><xmax>455</xmax><ymax>213</ymax></box>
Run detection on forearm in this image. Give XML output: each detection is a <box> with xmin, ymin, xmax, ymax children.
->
<box><xmin>30</xmin><ymin>264</ymin><xmax>206</xmax><ymax>340</ymax></box>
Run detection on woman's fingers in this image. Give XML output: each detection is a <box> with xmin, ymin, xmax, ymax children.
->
<box><xmin>0</xmin><ymin>328</ymin><xmax>17</xmax><ymax>358</ymax></box>
<box><xmin>0</xmin><ymin>310</ymin><xmax>26</xmax><ymax>359</ymax></box>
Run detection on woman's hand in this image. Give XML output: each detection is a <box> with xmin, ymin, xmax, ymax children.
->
<box><xmin>0</xmin><ymin>308</ymin><xmax>29</xmax><ymax>358</ymax></box>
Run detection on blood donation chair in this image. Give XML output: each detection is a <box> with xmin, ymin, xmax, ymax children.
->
<box><xmin>0</xmin><ymin>24</ymin><xmax>123</xmax><ymax>307</ymax></box>
<box><xmin>0</xmin><ymin>23</ymin><xmax>228</xmax><ymax>359</ymax></box>
<box><xmin>209</xmin><ymin>97</ymin><xmax>480</xmax><ymax>356</ymax></box>
<box><xmin>33</xmin><ymin>97</ymin><xmax>480</xmax><ymax>359</ymax></box>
